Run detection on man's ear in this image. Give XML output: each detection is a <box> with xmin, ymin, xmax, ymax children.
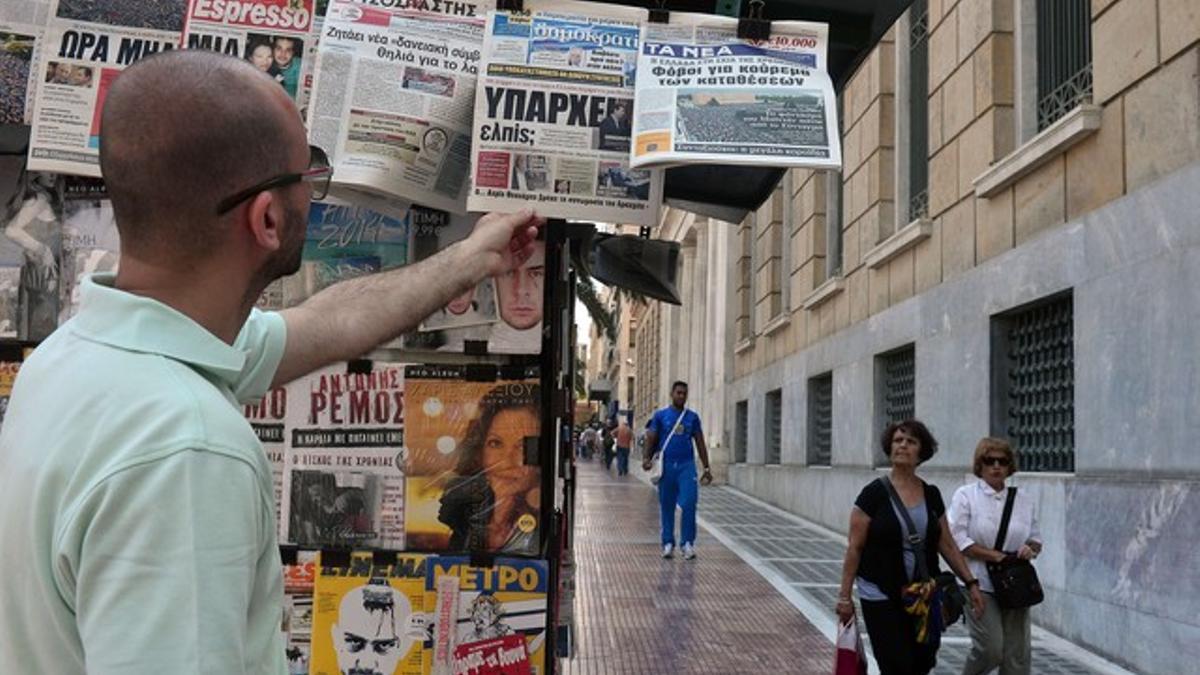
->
<box><xmin>245</xmin><ymin>191</ymin><xmax>282</xmax><ymax>252</ymax></box>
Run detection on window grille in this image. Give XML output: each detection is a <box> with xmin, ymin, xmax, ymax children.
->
<box><xmin>908</xmin><ymin>0</ymin><xmax>930</xmax><ymax>220</ymax></box>
<box><xmin>765</xmin><ymin>390</ymin><xmax>782</xmax><ymax>464</ymax></box>
<box><xmin>734</xmin><ymin>401</ymin><xmax>749</xmax><ymax>463</ymax></box>
<box><xmin>827</xmin><ymin>97</ymin><xmax>844</xmax><ymax>276</ymax></box>
<box><xmin>1036</xmin><ymin>0</ymin><xmax>1092</xmax><ymax>130</ymax></box>
<box><xmin>882</xmin><ymin>346</ymin><xmax>916</xmax><ymax>424</ymax></box>
<box><xmin>808</xmin><ymin>374</ymin><xmax>833</xmax><ymax>466</ymax></box>
<box><xmin>998</xmin><ymin>295</ymin><xmax>1075</xmax><ymax>472</ymax></box>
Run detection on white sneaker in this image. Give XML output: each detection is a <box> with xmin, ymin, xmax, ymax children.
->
<box><xmin>682</xmin><ymin>543</ymin><xmax>696</xmax><ymax>560</ymax></box>
<box><xmin>661</xmin><ymin>543</ymin><xmax>674</xmax><ymax>559</ymax></box>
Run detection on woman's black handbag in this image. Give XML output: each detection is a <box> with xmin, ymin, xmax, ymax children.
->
<box><xmin>987</xmin><ymin>488</ymin><xmax>1044</xmax><ymax>609</ymax></box>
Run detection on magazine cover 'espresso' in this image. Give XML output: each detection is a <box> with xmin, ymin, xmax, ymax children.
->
<box><xmin>280</xmin><ymin>363</ymin><xmax>406</xmax><ymax>550</ymax></box>
<box><xmin>404</xmin><ymin>366</ymin><xmax>541</xmax><ymax>556</ymax></box>
<box><xmin>311</xmin><ymin>551</ymin><xmax>429</xmax><ymax>675</ymax></box>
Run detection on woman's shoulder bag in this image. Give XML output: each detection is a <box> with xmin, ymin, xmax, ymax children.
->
<box><xmin>987</xmin><ymin>487</ymin><xmax>1045</xmax><ymax>609</ymax></box>
<box><xmin>879</xmin><ymin>477</ymin><xmax>965</xmax><ymax>638</ymax></box>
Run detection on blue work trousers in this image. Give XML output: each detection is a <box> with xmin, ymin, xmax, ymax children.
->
<box><xmin>658</xmin><ymin>458</ymin><xmax>698</xmax><ymax>546</ymax></box>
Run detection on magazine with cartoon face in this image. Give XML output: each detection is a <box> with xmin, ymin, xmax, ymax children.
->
<box><xmin>311</xmin><ymin>552</ymin><xmax>429</xmax><ymax>675</ymax></box>
<box><xmin>424</xmin><ymin>556</ymin><xmax>548</xmax><ymax>675</ymax></box>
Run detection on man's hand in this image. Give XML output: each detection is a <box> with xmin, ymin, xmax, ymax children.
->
<box><xmin>464</xmin><ymin>209</ymin><xmax>544</xmax><ymax>279</ymax></box>
<box><xmin>699</xmin><ymin>467</ymin><xmax>712</xmax><ymax>486</ymax></box>
<box><xmin>642</xmin><ymin>458</ymin><xmax>653</xmax><ymax>472</ymax></box>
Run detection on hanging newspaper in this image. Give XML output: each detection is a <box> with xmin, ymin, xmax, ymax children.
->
<box><xmin>307</xmin><ymin>0</ymin><xmax>493</xmax><ymax>214</ymax></box>
<box><xmin>404</xmin><ymin>207</ymin><xmax>543</xmax><ymax>356</ymax></box>
<box><xmin>181</xmin><ymin>0</ymin><xmax>317</xmax><ymax>103</ymax></box>
<box><xmin>279</xmin><ymin>362</ymin><xmax>407</xmax><ymax>550</ymax></box>
<box><xmin>26</xmin><ymin>0</ymin><xmax>185</xmax><ymax>175</ymax></box>
<box><xmin>274</xmin><ymin>198</ymin><xmax>410</xmax><ymax>309</ymax></box>
<box><xmin>631</xmin><ymin>14</ymin><xmax>841</xmax><ymax>170</ymax></box>
<box><xmin>467</xmin><ymin>0</ymin><xmax>662</xmax><ymax>225</ymax></box>
<box><xmin>243</xmin><ymin>385</ymin><xmax>288</xmax><ymax>525</ymax></box>
<box><xmin>58</xmin><ymin>197</ymin><xmax>119</xmax><ymax>323</ymax></box>
<box><xmin>0</xmin><ymin>16</ymin><xmax>43</xmax><ymax>125</ymax></box>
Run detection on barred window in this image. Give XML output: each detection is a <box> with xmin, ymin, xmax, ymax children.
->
<box><xmin>734</xmin><ymin>400</ymin><xmax>749</xmax><ymax>463</ymax></box>
<box><xmin>1036</xmin><ymin>0</ymin><xmax>1092</xmax><ymax>130</ymax></box>
<box><xmin>907</xmin><ymin>0</ymin><xmax>930</xmax><ymax>220</ymax></box>
<box><xmin>765</xmin><ymin>389</ymin><xmax>782</xmax><ymax>464</ymax></box>
<box><xmin>992</xmin><ymin>293</ymin><xmax>1075</xmax><ymax>472</ymax></box>
<box><xmin>737</xmin><ymin>221</ymin><xmax>753</xmax><ymax>341</ymax></box>
<box><xmin>808</xmin><ymin>374</ymin><xmax>833</xmax><ymax>466</ymax></box>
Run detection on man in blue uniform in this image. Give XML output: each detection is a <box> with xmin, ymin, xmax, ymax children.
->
<box><xmin>642</xmin><ymin>381</ymin><xmax>712</xmax><ymax>560</ymax></box>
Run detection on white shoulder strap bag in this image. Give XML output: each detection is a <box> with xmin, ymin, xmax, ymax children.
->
<box><xmin>649</xmin><ymin>408</ymin><xmax>687</xmax><ymax>486</ymax></box>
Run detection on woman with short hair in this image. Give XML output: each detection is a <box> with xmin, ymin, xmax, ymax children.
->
<box><xmin>837</xmin><ymin>419</ymin><xmax>984</xmax><ymax>674</ymax></box>
<box><xmin>949</xmin><ymin>437</ymin><xmax>1043</xmax><ymax>675</ymax></box>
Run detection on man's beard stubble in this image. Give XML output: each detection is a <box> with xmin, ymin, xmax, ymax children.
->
<box><xmin>245</xmin><ymin>200</ymin><xmax>307</xmax><ymax>306</ymax></box>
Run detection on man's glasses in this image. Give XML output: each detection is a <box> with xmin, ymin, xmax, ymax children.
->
<box><xmin>981</xmin><ymin>456</ymin><xmax>1011</xmax><ymax>467</ymax></box>
<box><xmin>216</xmin><ymin>144</ymin><xmax>332</xmax><ymax>215</ymax></box>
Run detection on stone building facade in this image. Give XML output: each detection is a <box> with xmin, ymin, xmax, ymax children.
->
<box><xmin>720</xmin><ymin>1</ymin><xmax>1199</xmax><ymax>672</ymax></box>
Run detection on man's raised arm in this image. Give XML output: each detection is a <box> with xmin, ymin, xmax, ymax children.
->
<box><xmin>272</xmin><ymin>210</ymin><xmax>542</xmax><ymax>386</ymax></box>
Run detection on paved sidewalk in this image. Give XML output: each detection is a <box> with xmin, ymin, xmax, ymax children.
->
<box><xmin>695</xmin><ymin>485</ymin><xmax>1136</xmax><ymax>675</ymax></box>
<box><xmin>559</xmin><ymin>459</ymin><xmax>833</xmax><ymax>674</ymax></box>
<box><xmin>563</xmin><ymin>457</ymin><xmax>1136</xmax><ymax>674</ymax></box>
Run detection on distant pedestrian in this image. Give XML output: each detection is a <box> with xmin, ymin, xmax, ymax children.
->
<box><xmin>949</xmin><ymin>438</ymin><xmax>1042</xmax><ymax>675</ymax></box>
<box><xmin>602</xmin><ymin>423</ymin><xmax>615</xmax><ymax>471</ymax></box>
<box><xmin>614</xmin><ymin>418</ymin><xmax>633</xmax><ymax>476</ymax></box>
<box><xmin>836</xmin><ymin>419</ymin><xmax>984</xmax><ymax>674</ymax></box>
<box><xmin>642</xmin><ymin>381</ymin><xmax>711</xmax><ymax>560</ymax></box>
<box><xmin>580</xmin><ymin>425</ymin><xmax>597</xmax><ymax>460</ymax></box>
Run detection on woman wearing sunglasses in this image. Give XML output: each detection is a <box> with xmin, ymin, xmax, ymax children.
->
<box><xmin>949</xmin><ymin>438</ymin><xmax>1043</xmax><ymax>675</ymax></box>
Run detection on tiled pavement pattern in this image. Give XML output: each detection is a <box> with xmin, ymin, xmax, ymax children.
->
<box><xmin>559</xmin><ymin>460</ymin><xmax>834</xmax><ymax>674</ymax></box>
<box><xmin>562</xmin><ymin>458</ymin><xmax>1131</xmax><ymax>674</ymax></box>
<box><xmin>696</xmin><ymin>487</ymin><xmax>1123</xmax><ymax>675</ymax></box>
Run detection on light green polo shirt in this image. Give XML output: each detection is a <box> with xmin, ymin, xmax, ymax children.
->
<box><xmin>0</xmin><ymin>274</ymin><xmax>288</xmax><ymax>675</ymax></box>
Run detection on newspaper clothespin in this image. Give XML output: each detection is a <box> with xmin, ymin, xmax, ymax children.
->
<box><xmin>738</xmin><ymin>0</ymin><xmax>771</xmax><ymax>40</ymax></box>
<box><xmin>463</xmin><ymin>340</ymin><xmax>489</xmax><ymax>357</ymax></box>
<box><xmin>649</xmin><ymin>0</ymin><xmax>670</xmax><ymax>24</ymax></box>
<box><xmin>372</xmin><ymin>549</ymin><xmax>398</xmax><ymax>566</ymax></box>
<box><xmin>464</xmin><ymin>363</ymin><xmax>498</xmax><ymax>382</ymax></box>
<box><xmin>347</xmin><ymin>359</ymin><xmax>372</xmax><ymax>374</ymax></box>
<box><xmin>279</xmin><ymin>544</ymin><xmax>299</xmax><ymax>566</ymax></box>
<box><xmin>469</xmin><ymin>551</ymin><xmax>497</xmax><ymax>569</ymax></box>
<box><xmin>639</xmin><ymin>226</ymin><xmax>652</xmax><ymax>239</ymax></box>
<box><xmin>499</xmin><ymin>363</ymin><xmax>531</xmax><ymax>380</ymax></box>
<box><xmin>497</xmin><ymin>0</ymin><xmax>524</xmax><ymax>12</ymax></box>
<box><xmin>321</xmin><ymin>548</ymin><xmax>352</xmax><ymax>568</ymax></box>
<box><xmin>523</xmin><ymin>436</ymin><xmax>540</xmax><ymax>466</ymax></box>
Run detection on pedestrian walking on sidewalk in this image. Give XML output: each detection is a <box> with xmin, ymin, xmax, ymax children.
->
<box><xmin>615</xmin><ymin>418</ymin><xmax>633</xmax><ymax>476</ymax></box>
<box><xmin>949</xmin><ymin>438</ymin><xmax>1043</xmax><ymax>675</ymax></box>
<box><xmin>601</xmin><ymin>423</ymin><xmax>616</xmax><ymax>472</ymax></box>
<box><xmin>836</xmin><ymin>419</ymin><xmax>985</xmax><ymax>675</ymax></box>
<box><xmin>642</xmin><ymin>381</ymin><xmax>712</xmax><ymax>560</ymax></box>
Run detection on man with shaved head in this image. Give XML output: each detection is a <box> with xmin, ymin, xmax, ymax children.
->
<box><xmin>0</xmin><ymin>50</ymin><xmax>542</xmax><ymax>674</ymax></box>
